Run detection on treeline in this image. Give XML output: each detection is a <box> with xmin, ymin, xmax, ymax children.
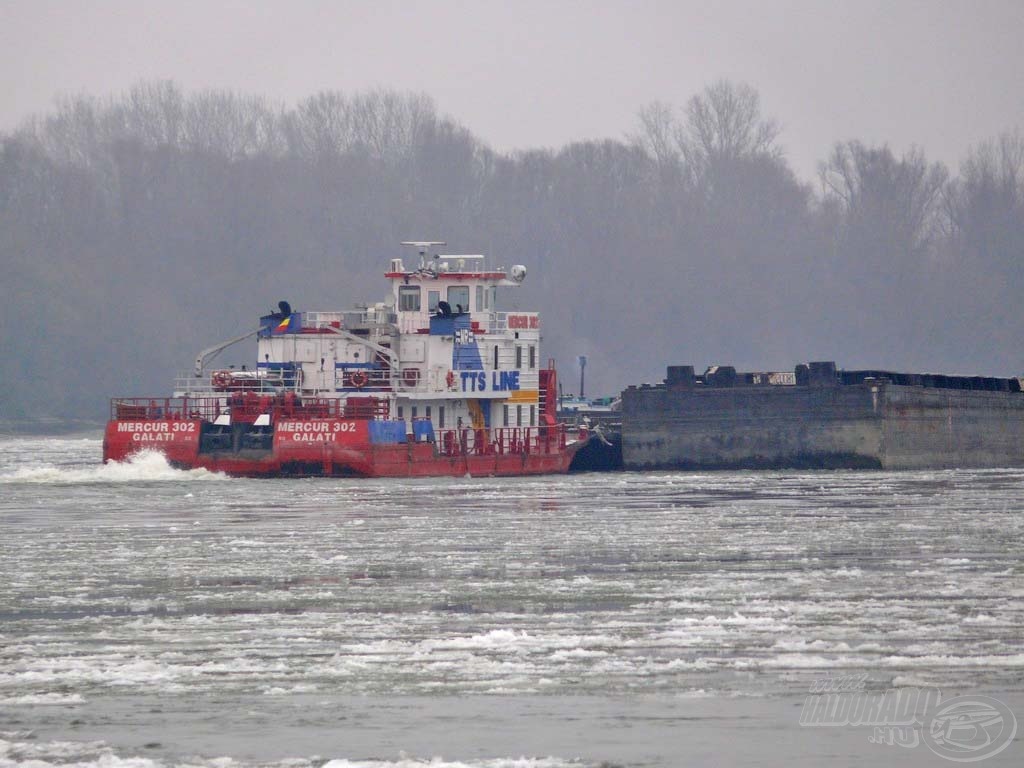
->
<box><xmin>1</xmin><ymin>81</ymin><xmax>1021</xmax><ymax>425</ymax></box>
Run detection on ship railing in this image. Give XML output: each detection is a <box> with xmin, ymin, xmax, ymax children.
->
<box><xmin>174</xmin><ymin>373</ymin><xmax>289</xmax><ymax>396</ymax></box>
<box><xmin>221</xmin><ymin>396</ymin><xmax>392</xmax><ymax>422</ymax></box>
<box><xmin>395</xmin><ymin>367</ymin><xmax>456</xmax><ymax>394</ymax></box>
<box><xmin>303</xmin><ymin>311</ymin><xmax>345</xmax><ymax>328</ymax></box>
<box><xmin>434</xmin><ymin>425</ymin><xmax>569</xmax><ymax>457</ymax></box>
<box><xmin>111</xmin><ymin>396</ymin><xmax>391</xmax><ymax>422</ymax></box>
<box><xmin>279</xmin><ymin>396</ymin><xmax>391</xmax><ymax>420</ymax></box>
<box><xmin>337</xmin><ymin>367</ymin><xmax>393</xmax><ymax>391</ymax></box>
<box><xmin>396</xmin><ymin>311</ymin><xmax>541</xmax><ymax>336</ymax></box>
<box><xmin>111</xmin><ymin>397</ymin><xmax>226</xmax><ymax>422</ymax></box>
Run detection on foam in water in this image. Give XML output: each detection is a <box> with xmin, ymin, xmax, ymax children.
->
<box><xmin>0</xmin><ymin>736</ymin><xmax>587</xmax><ymax>768</ymax></box>
<box><xmin>0</xmin><ymin>449</ymin><xmax>226</xmax><ymax>485</ymax></box>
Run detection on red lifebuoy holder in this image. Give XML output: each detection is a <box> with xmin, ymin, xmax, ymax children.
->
<box><xmin>446</xmin><ymin>370</ymin><xmax>456</xmax><ymax>389</ymax></box>
<box><xmin>211</xmin><ymin>370</ymin><xmax>233</xmax><ymax>391</ymax></box>
<box><xmin>350</xmin><ymin>370</ymin><xmax>368</xmax><ymax>388</ymax></box>
<box><xmin>403</xmin><ymin>368</ymin><xmax>420</xmax><ymax>387</ymax></box>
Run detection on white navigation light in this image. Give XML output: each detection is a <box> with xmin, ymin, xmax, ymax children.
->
<box><xmin>510</xmin><ymin>264</ymin><xmax>527</xmax><ymax>282</ymax></box>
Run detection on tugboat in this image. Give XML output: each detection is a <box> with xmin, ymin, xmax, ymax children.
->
<box><xmin>103</xmin><ymin>242</ymin><xmax>588</xmax><ymax>477</ymax></box>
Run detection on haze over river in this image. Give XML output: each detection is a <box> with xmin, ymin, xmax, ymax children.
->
<box><xmin>1</xmin><ymin>436</ymin><xmax>1022</xmax><ymax>766</ymax></box>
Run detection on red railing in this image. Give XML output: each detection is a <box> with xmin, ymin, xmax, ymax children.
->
<box><xmin>111</xmin><ymin>395</ymin><xmax>391</xmax><ymax>423</ymax></box>
<box><xmin>434</xmin><ymin>425</ymin><xmax>569</xmax><ymax>457</ymax></box>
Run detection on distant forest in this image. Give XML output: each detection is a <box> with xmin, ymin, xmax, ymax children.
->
<box><xmin>2</xmin><ymin>81</ymin><xmax>1022</xmax><ymax>427</ymax></box>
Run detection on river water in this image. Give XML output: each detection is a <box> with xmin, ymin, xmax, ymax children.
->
<box><xmin>1</xmin><ymin>436</ymin><xmax>1021</xmax><ymax>766</ymax></box>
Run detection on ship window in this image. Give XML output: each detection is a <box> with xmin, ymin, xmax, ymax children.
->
<box><xmin>397</xmin><ymin>406</ymin><xmax>404</xmax><ymax>419</ymax></box>
<box><xmin>399</xmin><ymin>286</ymin><xmax>421</xmax><ymax>312</ymax></box>
<box><xmin>530</xmin><ymin>405</ymin><xmax>536</xmax><ymax>426</ymax></box>
<box><xmin>447</xmin><ymin>286</ymin><xmax>470</xmax><ymax>313</ymax></box>
<box><xmin>428</xmin><ymin>290</ymin><xmax>440</xmax><ymax>313</ymax></box>
<box><xmin>516</xmin><ymin>405</ymin><xmax>523</xmax><ymax>427</ymax></box>
<box><xmin>515</xmin><ymin>346</ymin><xmax>522</xmax><ymax>369</ymax></box>
<box><xmin>529</xmin><ymin>345</ymin><xmax>536</xmax><ymax>369</ymax></box>
<box><xmin>503</xmin><ymin>405</ymin><xmax>509</xmax><ymax>427</ymax></box>
<box><xmin>439</xmin><ymin>406</ymin><xmax>445</xmax><ymax>428</ymax></box>
<box><xmin>412</xmin><ymin>406</ymin><xmax>418</xmax><ymax>420</ymax></box>
<box><xmin>489</xmin><ymin>287</ymin><xmax>497</xmax><ymax>310</ymax></box>
<box><xmin>475</xmin><ymin>285</ymin><xmax>483</xmax><ymax>311</ymax></box>
<box><xmin>493</xmin><ymin>345</ymin><xmax>499</xmax><ymax>370</ymax></box>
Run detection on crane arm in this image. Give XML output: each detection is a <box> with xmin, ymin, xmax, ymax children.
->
<box><xmin>193</xmin><ymin>329</ymin><xmax>261</xmax><ymax>377</ymax></box>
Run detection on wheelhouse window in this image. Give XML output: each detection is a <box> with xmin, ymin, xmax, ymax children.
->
<box><xmin>399</xmin><ymin>285</ymin><xmax>421</xmax><ymax>312</ymax></box>
<box><xmin>475</xmin><ymin>285</ymin><xmax>484</xmax><ymax>311</ymax></box>
<box><xmin>447</xmin><ymin>286</ymin><xmax>470</xmax><ymax>314</ymax></box>
<box><xmin>428</xmin><ymin>290</ymin><xmax>440</xmax><ymax>313</ymax></box>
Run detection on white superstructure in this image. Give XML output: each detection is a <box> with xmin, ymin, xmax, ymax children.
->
<box><xmin>180</xmin><ymin>242</ymin><xmax>552</xmax><ymax>436</ymax></box>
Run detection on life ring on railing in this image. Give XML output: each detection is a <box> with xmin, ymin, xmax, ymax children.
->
<box><xmin>403</xmin><ymin>368</ymin><xmax>420</xmax><ymax>387</ymax></box>
<box><xmin>211</xmin><ymin>370</ymin><xmax>233</xmax><ymax>391</ymax></box>
<box><xmin>446</xmin><ymin>370</ymin><xmax>455</xmax><ymax>389</ymax></box>
<box><xmin>350</xmin><ymin>370</ymin><xmax>368</xmax><ymax>389</ymax></box>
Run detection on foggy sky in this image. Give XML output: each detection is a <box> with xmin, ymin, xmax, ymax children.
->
<box><xmin>2</xmin><ymin>0</ymin><xmax>1022</xmax><ymax>181</ymax></box>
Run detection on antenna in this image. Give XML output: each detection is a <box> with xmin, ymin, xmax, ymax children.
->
<box><xmin>401</xmin><ymin>241</ymin><xmax>446</xmax><ymax>269</ymax></box>
<box><xmin>401</xmin><ymin>241</ymin><xmax>446</xmax><ymax>256</ymax></box>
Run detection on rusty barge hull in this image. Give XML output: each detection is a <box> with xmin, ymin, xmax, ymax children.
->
<box><xmin>622</xmin><ymin>363</ymin><xmax>1024</xmax><ymax>471</ymax></box>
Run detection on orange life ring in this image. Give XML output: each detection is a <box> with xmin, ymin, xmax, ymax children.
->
<box><xmin>446</xmin><ymin>370</ymin><xmax>456</xmax><ymax>389</ymax></box>
<box><xmin>211</xmin><ymin>370</ymin><xmax>233</xmax><ymax>391</ymax></box>
<box><xmin>350</xmin><ymin>370</ymin><xmax>368</xmax><ymax>388</ymax></box>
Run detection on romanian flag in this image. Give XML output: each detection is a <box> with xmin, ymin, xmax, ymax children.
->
<box><xmin>274</xmin><ymin>315</ymin><xmax>291</xmax><ymax>333</ymax></box>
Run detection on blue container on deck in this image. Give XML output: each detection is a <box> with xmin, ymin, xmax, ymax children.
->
<box><xmin>412</xmin><ymin>420</ymin><xmax>435</xmax><ymax>443</ymax></box>
<box><xmin>369</xmin><ymin>420</ymin><xmax>408</xmax><ymax>444</ymax></box>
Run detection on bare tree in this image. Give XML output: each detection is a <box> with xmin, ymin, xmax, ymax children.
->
<box><xmin>944</xmin><ymin>131</ymin><xmax>1023</xmax><ymax>246</ymax></box>
<box><xmin>679</xmin><ymin>80</ymin><xmax>781</xmax><ymax>173</ymax></box>
<box><xmin>114</xmin><ymin>81</ymin><xmax>186</xmax><ymax>149</ymax></box>
<box><xmin>284</xmin><ymin>91</ymin><xmax>354</xmax><ymax>157</ymax></box>
<box><xmin>631</xmin><ymin>101</ymin><xmax>679</xmax><ymax>168</ymax></box>
<box><xmin>184</xmin><ymin>90</ymin><xmax>284</xmax><ymax>159</ymax></box>
<box><xmin>820</xmin><ymin>141</ymin><xmax>948</xmax><ymax>261</ymax></box>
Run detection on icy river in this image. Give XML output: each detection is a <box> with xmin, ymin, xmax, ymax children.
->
<box><xmin>1</xmin><ymin>436</ymin><xmax>1021</xmax><ymax>766</ymax></box>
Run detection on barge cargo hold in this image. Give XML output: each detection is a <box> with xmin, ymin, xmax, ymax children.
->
<box><xmin>622</xmin><ymin>362</ymin><xmax>1024</xmax><ymax>471</ymax></box>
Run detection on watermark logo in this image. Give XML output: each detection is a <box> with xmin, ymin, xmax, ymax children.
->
<box><xmin>800</xmin><ymin>676</ymin><xmax>1018</xmax><ymax>762</ymax></box>
<box><xmin>922</xmin><ymin>696</ymin><xmax>1017</xmax><ymax>763</ymax></box>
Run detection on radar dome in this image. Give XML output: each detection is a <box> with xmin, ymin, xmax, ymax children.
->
<box><xmin>510</xmin><ymin>264</ymin><xmax>527</xmax><ymax>282</ymax></box>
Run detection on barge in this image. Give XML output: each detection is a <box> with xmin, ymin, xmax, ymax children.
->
<box><xmin>623</xmin><ymin>362</ymin><xmax>1024</xmax><ymax>470</ymax></box>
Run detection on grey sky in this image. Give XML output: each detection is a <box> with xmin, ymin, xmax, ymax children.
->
<box><xmin>1</xmin><ymin>0</ymin><xmax>1021</xmax><ymax>181</ymax></box>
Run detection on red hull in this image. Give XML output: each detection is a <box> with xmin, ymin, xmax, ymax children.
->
<box><xmin>103</xmin><ymin>418</ymin><xmax>584</xmax><ymax>478</ymax></box>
